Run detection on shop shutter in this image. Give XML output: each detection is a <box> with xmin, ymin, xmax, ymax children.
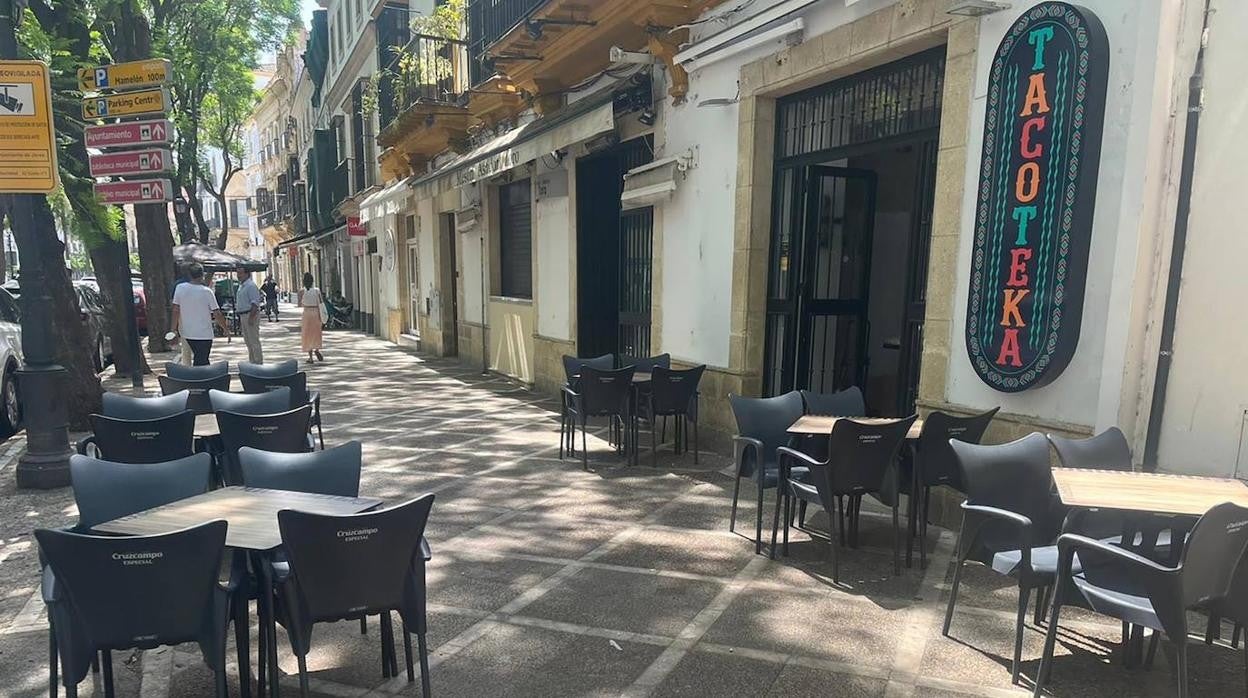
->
<box><xmin>498</xmin><ymin>178</ymin><xmax>532</xmax><ymax>299</ymax></box>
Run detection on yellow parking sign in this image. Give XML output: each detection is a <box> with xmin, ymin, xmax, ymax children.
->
<box><xmin>77</xmin><ymin>59</ymin><xmax>172</xmax><ymax>92</ymax></box>
<box><xmin>82</xmin><ymin>88</ymin><xmax>169</xmax><ymax>120</ymax></box>
<box><xmin>0</xmin><ymin>60</ymin><xmax>59</xmax><ymax>194</ymax></box>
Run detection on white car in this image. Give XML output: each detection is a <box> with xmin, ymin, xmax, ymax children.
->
<box><xmin>0</xmin><ymin>288</ymin><xmax>22</xmax><ymax>434</ymax></box>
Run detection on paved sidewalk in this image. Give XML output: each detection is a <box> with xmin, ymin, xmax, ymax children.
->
<box><xmin>0</xmin><ymin>308</ymin><xmax>1243</xmax><ymax>696</ymax></box>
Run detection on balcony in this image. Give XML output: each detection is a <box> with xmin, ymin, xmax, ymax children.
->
<box><xmin>377</xmin><ymin>33</ymin><xmax>475</xmax><ymax>178</ymax></box>
<box><xmin>467</xmin><ymin>0</ymin><xmax>546</xmax><ymax>86</ymax></box>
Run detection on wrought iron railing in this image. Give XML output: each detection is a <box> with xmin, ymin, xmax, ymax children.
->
<box><xmin>380</xmin><ymin>33</ymin><xmax>470</xmax><ymax>133</ymax></box>
<box><xmin>467</xmin><ymin>0</ymin><xmax>548</xmax><ymax>85</ymax></box>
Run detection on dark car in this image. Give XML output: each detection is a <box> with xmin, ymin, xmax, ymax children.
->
<box><xmin>73</xmin><ymin>282</ymin><xmax>113</xmax><ymax>372</ymax></box>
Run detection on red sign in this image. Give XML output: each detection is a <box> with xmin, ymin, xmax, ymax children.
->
<box><xmin>347</xmin><ymin>216</ymin><xmax>365</xmax><ymax>236</ymax></box>
<box><xmin>84</xmin><ymin>118</ymin><xmax>173</xmax><ymax>149</ymax></box>
<box><xmin>94</xmin><ymin>178</ymin><xmax>172</xmax><ymax>205</ymax></box>
<box><xmin>89</xmin><ymin>148</ymin><xmax>171</xmax><ymax>177</ymax></box>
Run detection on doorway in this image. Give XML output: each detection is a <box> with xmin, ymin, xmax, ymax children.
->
<box><xmin>575</xmin><ymin>135</ymin><xmax>653</xmax><ymax>358</ymax></box>
<box><xmin>442</xmin><ymin>212</ymin><xmax>459</xmax><ymax>356</ymax></box>
<box><xmin>407</xmin><ymin>242</ymin><xmax>420</xmax><ymax>335</ymax></box>
<box><xmin>764</xmin><ymin>47</ymin><xmax>945</xmax><ymax>416</ymax></box>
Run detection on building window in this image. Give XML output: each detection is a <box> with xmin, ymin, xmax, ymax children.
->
<box><xmin>230</xmin><ymin>199</ymin><xmax>250</xmax><ymax>229</ymax></box>
<box><xmin>497</xmin><ymin>178</ymin><xmax>532</xmax><ymax>299</ymax></box>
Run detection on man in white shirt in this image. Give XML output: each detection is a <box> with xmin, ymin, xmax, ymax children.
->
<box><xmin>235</xmin><ymin>266</ymin><xmax>264</xmax><ymax>363</ymax></box>
<box><xmin>171</xmin><ymin>263</ymin><xmax>229</xmax><ymax>365</ymax></box>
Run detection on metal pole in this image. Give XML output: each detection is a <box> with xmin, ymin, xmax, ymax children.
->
<box><xmin>479</xmin><ymin>231</ymin><xmax>487</xmax><ymax>375</ymax></box>
<box><xmin>2</xmin><ymin>0</ymin><xmax>74</xmax><ymax>487</ymax></box>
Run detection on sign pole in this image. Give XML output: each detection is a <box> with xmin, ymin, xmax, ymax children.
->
<box><xmin>0</xmin><ymin>0</ymin><xmax>73</xmax><ymax>488</ymax></box>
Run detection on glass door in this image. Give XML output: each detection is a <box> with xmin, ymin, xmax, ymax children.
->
<box><xmin>407</xmin><ymin>243</ymin><xmax>420</xmax><ymax>336</ymax></box>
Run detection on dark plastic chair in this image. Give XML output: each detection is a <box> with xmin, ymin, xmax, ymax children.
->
<box><xmin>239</xmin><ymin>441</ymin><xmax>362</xmax><ymax>497</ymax></box>
<box><xmin>1033</xmin><ymin>502</ymin><xmax>1248</xmax><ymax>698</ymax></box>
<box><xmin>271</xmin><ymin>495</ymin><xmax>436</xmax><ymax>697</ymax></box>
<box><xmin>799</xmin><ymin>386</ymin><xmax>865</xmax><ymax>417</ymax></box>
<box><xmin>637</xmin><ymin>365</ymin><xmax>704</xmax><ymax>466</ymax></box>
<box><xmin>1047</xmin><ymin>427</ymin><xmax>1140</xmax><ymax>541</ymax></box>
<box><xmin>159</xmin><ymin>373</ymin><xmax>232</xmax><ymax>415</ymax></box>
<box><xmin>69</xmin><ymin>453</ymin><xmax>212</xmax><ymax>529</ymax></box>
<box><xmin>215</xmin><ymin>405</ymin><xmax>313</xmax><ymax>486</ymax></box>
<box><xmin>165</xmin><ymin>361</ymin><xmax>229</xmax><ymax>381</ymax></box>
<box><xmin>559</xmin><ymin>354</ymin><xmax>615</xmax><ymax>454</ymax></box>
<box><xmin>238</xmin><ymin>359</ymin><xmax>299</xmax><ymax>378</ymax></box>
<box><xmin>36</xmin><ymin>522</ymin><xmax>238</xmax><ymax>698</ymax></box>
<box><xmin>729</xmin><ymin>391</ymin><xmax>806</xmax><ymax>555</ymax></box>
<box><xmin>100</xmin><ymin>391</ymin><xmax>190</xmax><ymax>420</ymax></box>
<box><xmin>238</xmin><ymin>369</ymin><xmax>324</xmax><ymax>449</ymax></box>
<box><xmin>907</xmin><ymin>408</ymin><xmax>999</xmax><ymax>567</ymax></box>
<box><xmin>618</xmin><ymin>353</ymin><xmax>671</xmax><ymax>373</ymax></box>
<box><xmin>76</xmin><ymin>411</ymin><xmax>196</xmax><ymax>464</ymax></box>
<box><xmin>943</xmin><ymin>433</ymin><xmax>1062</xmax><ymax>685</ymax></box>
<box><xmin>209</xmin><ymin>387</ymin><xmax>293</xmax><ymax>416</ymax></box>
<box><xmin>773</xmin><ymin>415</ymin><xmax>917</xmax><ymax>581</ymax></box>
<box><xmin>562</xmin><ymin>366</ymin><xmax>635</xmax><ymax>470</ymax></box>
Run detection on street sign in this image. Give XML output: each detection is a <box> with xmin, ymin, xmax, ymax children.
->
<box><xmin>84</xmin><ymin>119</ymin><xmax>174</xmax><ymax>148</ymax></box>
<box><xmin>82</xmin><ymin>87</ymin><xmax>169</xmax><ymax>120</ymax></box>
<box><xmin>95</xmin><ymin>178</ymin><xmax>173</xmax><ymax>205</ymax></box>
<box><xmin>89</xmin><ymin>148</ymin><xmax>172</xmax><ymax>177</ymax></box>
<box><xmin>0</xmin><ymin>60</ymin><xmax>59</xmax><ymax>193</ymax></box>
<box><xmin>77</xmin><ymin>59</ymin><xmax>172</xmax><ymax>92</ymax></box>
<box><xmin>347</xmin><ymin>216</ymin><xmax>365</xmax><ymax>236</ymax></box>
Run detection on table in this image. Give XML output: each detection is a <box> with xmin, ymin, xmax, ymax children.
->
<box><xmin>1052</xmin><ymin>468</ymin><xmax>1248</xmax><ymax>517</ymax></box>
<box><xmin>194</xmin><ymin>413</ymin><xmax>219</xmax><ymax>438</ymax></box>
<box><xmin>787</xmin><ymin>415</ymin><xmax>923</xmax><ymax>440</ymax></box>
<box><xmin>93</xmin><ymin>486</ymin><xmax>382</xmax><ymax>550</ymax></box>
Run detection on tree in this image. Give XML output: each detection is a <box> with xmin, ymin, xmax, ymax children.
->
<box><xmin>198</xmin><ymin>58</ymin><xmax>256</xmax><ymax>249</ymax></box>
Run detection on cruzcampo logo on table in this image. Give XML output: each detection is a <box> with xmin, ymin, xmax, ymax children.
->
<box><xmin>964</xmin><ymin>2</ymin><xmax>1109</xmax><ymax>393</ymax></box>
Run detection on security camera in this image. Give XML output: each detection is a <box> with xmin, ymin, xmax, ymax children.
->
<box><xmin>609</xmin><ymin>46</ymin><xmax>658</xmax><ymax>65</ymax></box>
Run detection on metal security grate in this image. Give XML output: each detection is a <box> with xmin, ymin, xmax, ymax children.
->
<box><xmin>776</xmin><ymin>47</ymin><xmax>945</xmax><ymax>162</ymax></box>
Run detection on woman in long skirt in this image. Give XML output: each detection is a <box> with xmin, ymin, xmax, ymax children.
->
<box><xmin>298</xmin><ymin>272</ymin><xmax>325</xmax><ymax>363</ymax></box>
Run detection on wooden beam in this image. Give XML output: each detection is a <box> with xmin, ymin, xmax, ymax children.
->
<box><xmin>647</xmin><ymin>29</ymin><xmax>690</xmax><ymax>104</ymax></box>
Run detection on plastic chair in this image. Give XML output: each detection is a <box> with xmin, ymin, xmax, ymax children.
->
<box><xmin>159</xmin><ymin>373</ymin><xmax>232</xmax><ymax>415</ymax></box>
<box><xmin>239</xmin><ymin>441</ymin><xmax>361</xmax><ymax>497</ymax></box>
<box><xmin>238</xmin><ymin>369</ymin><xmax>324</xmax><ymax>449</ymax></box>
<box><xmin>637</xmin><ymin>365</ymin><xmax>704</xmax><ymax>466</ymax></box>
<box><xmin>773</xmin><ymin>415</ymin><xmax>917</xmax><ymax>581</ymax></box>
<box><xmin>215</xmin><ymin>405</ymin><xmax>313</xmax><ymax>486</ymax></box>
<box><xmin>562</xmin><ymin>366</ymin><xmax>635</xmax><ymax>470</ymax></box>
<box><xmin>799</xmin><ymin>386</ymin><xmax>865</xmax><ymax>417</ymax></box>
<box><xmin>559</xmin><ymin>354</ymin><xmax>614</xmax><ymax>455</ymax></box>
<box><xmin>942</xmin><ymin>433</ymin><xmax>1062</xmax><ymax>685</ymax></box>
<box><xmin>36</xmin><ymin>522</ymin><xmax>239</xmax><ymax>698</ymax></box>
<box><xmin>100</xmin><ymin>391</ymin><xmax>189</xmax><ymax>420</ymax></box>
<box><xmin>69</xmin><ymin>453</ymin><xmax>212</xmax><ymax>529</ymax></box>
<box><xmin>76</xmin><ymin>411</ymin><xmax>196</xmax><ymax>464</ymax></box>
<box><xmin>1033</xmin><ymin>502</ymin><xmax>1248</xmax><ymax>698</ymax></box>
<box><xmin>618</xmin><ymin>353</ymin><xmax>671</xmax><ymax>373</ymax></box>
<box><xmin>270</xmin><ymin>495</ymin><xmax>436</xmax><ymax>697</ymax></box>
<box><xmin>209</xmin><ymin>387</ymin><xmax>292</xmax><ymax>416</ymax></box>
<box><xmin>165</xmin><ymin>361</ymin><xmax>229</xmax><ymax>381</ymax></box>
<box><xmin>729</xmin><ymin>391</ymin><xmax>806</xmax><ymax>555</ymax></box>
<box><xmin>238</xmin><ymin>359</ymin><xmax>299</xmax><ymax>378</ymax></box>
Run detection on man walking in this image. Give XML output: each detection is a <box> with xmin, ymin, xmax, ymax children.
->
<box><xmin>261</xmin><ymin>276</ymin><xmax>280</xmax><ymax>322</ymax></box>
<box><xmin>236</xmin><ymin>266</ymin><xmax>264</xmax><ymax>363</ymax></box>
<box><xmin>171</xmin><ymin>263</ymin><xmax>229</xmax><ymax>366</ymax></box>
<box><xmin>172</xmin><ymin>265</ymin><xmax>194</xmax><ymax>364</ymax></box>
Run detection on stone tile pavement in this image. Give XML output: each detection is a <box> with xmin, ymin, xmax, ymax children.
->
<box><xmin>0</xmin><ymin>307</ymin><xmax>1244</xmax><ymax>696</ymax></box>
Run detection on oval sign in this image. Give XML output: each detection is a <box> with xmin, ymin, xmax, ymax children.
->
<box><xmin>965</xmin><ymin>2</ymin><xmax>1109</xmax><ymax>392</ymax></box>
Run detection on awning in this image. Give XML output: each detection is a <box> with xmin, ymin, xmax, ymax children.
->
<box><xmin>621</xmin><ymin>153</ymin><xmax>691</xmax><ymax>210</ymax></box>
<box><xmin>173</xmin><ymin>242</ymin><xmax>267</xmax><ymax>272</ymax></box>
<box><xmin>359</xmin><ymin>176</ymin><xmax>414</xmax><ymax>223</ymax></box>
<box><xmin>412</xmin><ymin>89</ymin><xmax>617</xmax><ymax>198</ymax></box>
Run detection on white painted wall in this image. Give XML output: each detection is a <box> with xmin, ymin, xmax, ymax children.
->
<box><xmin>534</xmin><ymin>160</ymin><xmax>573</xmax><ymax>340</ymax></box>
<box><xmin>944</xmin><ymin>0</ymin><xmax>1168</xmax><ymax>429</ymax></box>
<box><xmin>417</xmin><ymin>198</ymin><xmax>437</xmax><ymax>328</ymax></box>
<box><xmin>460</xmin><ymin>221</ymin><xmax>485</xmax><ymax>325</ymax></box>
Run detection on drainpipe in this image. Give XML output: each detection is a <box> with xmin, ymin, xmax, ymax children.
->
<box><xmin>1142</xmin><ymin>0</ymin><xmax>1212</xmax><ymax>470</ymax></box>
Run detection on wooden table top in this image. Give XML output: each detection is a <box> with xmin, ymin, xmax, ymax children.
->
<box><xmin>93</xmin><ymin>486</ymin><xmax>383</xmax><ymax>551</ymax></box>
<box><xmin>194</xmin><ymin>413</ymin><xmax>219</xmax><ymax>438</ymax></box>
<box><xmin>572</xmin><ymin>372</ymin><xmax>651</xmax><ymax>383</ymax></box>
<box><xmin>1052</xmin><ymin>468</ymin><xmax>1248</xmax><ymax>517</ymax></box>
<box><xmin>787</xmin><ymin>415</ymin><xmax>923</xmax><ymax>440</ymax></box>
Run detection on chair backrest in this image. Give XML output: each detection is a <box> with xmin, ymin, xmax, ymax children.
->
<box><xmin>800</xmin><ymin>387</ymin><xmax>866</xmax><ymax>417</ymax></box>
<box><xmin>619</xmin><ymin>353</ymin><xmax>672</xmax><ymax>374</ymax></box>
<box><xmin>951</xmin><ymin>433</ymin><xmax>1055</xmax><ymax>531</ymax></box>
<box><xmin>239</xmin><ymin>441</ymin><xmax>361</xmax><ymax>497</ymax></box>
<box><xmin>209</xmin><ymin>387</ymin><xmax>293</xmax><ymax>416</ymax></box>
<box><xmin>86</xmin><ymin>412</ymin><xmax>196</xmax><ymax>464</ymax></box>
<box><xmin>101</xmin><ymin>391</ymin><xmax>190</xmax><ymax>420</ymax></box>
<box><xmin>562</xmin><ymin>353</ymin><xmax>614</xmax><ymax>384</ymax></box>
<box><xmin>164</xmin><ymin>361</ymin><xmax>228</xmax><ymax>381</ymax></box>
<box><xmin>729</xmin><ymin>391</ymin><xmax>804</xmax><ymax>476</ymax></box>
<box><xmin>278</xmin><ymin>495</ymin><xmax>434</xmax><ymax>622</ymax></box>
<box><xmin>650</xmin><ymin>365</ymin><xmax>704</xmax><ymax>414</ymax></box>
<box><xmin>916</xmin><ymin>408</ymin><xmax>1000</xmax><ymax>490</ymax></box>
<box><xmin>70</xmin><ymin>453</ymin><xmax>212</xmax><ymax>529</ymax></box>
<box><xmin>216</xmin><ymin>404</ymin><xmax>314</xmax><ymax>485</ymax></box>
<box><xmin>1180</xmin><ymin>503</ymin><xmax>1248</xmax><ymax>608</ymax></box>
<box><xmin>158</xmin><ymin>374</ymin><xmax>232</xmax><ymax>415</ymax></box>
<box><xmin>238</xmin><ymin>372</ymin><xmax>308</xmax><ymax>407</ymax></box>
<box><xmin>809</xmin><ymin>416</ymin><xmax>916</xmax><ymax>502</ymax></box>
<box><xmin>238</xmin><ymin>359</ymin><xmax>299</xmax><ymax>379</ymax></box>
<box><xmin>578</xmin><ymin>366</ymin><xmax>635</xmax><ymax>415</ymax></box>
<box><xmin>35</xmin><ymin>522</ymin><xmax>227</xmax><ymax>652</ymax></box>
<box><xmin>1047</xmin><ymin>427</ymin><xmax>1132</xmax><ymax>471</ymax></box>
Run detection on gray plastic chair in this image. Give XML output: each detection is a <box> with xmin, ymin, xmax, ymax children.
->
<box><xmin>238</xmin><ymin>369</ymin><xmax>324</xmax><ymax>449</ymax></box>
<box><xmin>209</xmin><ymin>387</ymin><xmax>292</xmax><ymax>416</ymax></box>
<box><xmin>100</xmin><ymin>391</ymin><xmax>190</xmax><ymax>420</ymax></box>
<box><xmin>799</xmin><ymin>387</ymin><xmax>865</xmax><ymax>417</ymax></box>
<box><xmin>76</xmin><ymin>412</ymin><xmax>196</xmax><ymax>464</ymax></box>
<box><xmin>562</xmin><ymin>366</ymin><xmax>636</xmax><ymax>470</ymax></box>
<box><xmin>1033</xmin><ymin>502</ymin><xmax>1248</xmax><ymax>698</ymax></box>
<box><xmin>69</xmin><ymin>453</ymin><xmax>213</xmax><ymax>529</ymax></box>
<box><xmin>560</xmin><ymin>354</ymin><xmax>615</xmax><ymax>455</ymax></box>
<box><xmin>215</xmin><ymin>404</ymin><xmax>314</xmax><ymax>486</ymax></box>
<box><xmin>158</xmin><ymin>374</ymin><xmax>232</xmax><ymax>415</ymax></box>
<box><xmin>1047</xmin><ymin>427</ymin><xmax>1132</xmax><ymax>471</ymax></box>
<box><xmin>238</xmin><ymin>359</ymin><xmax>299</xmax><ymax>378</ymax></box>
<box><xmin>165</xmin><ymin>361</ymin><xmax>229</xmax><ymax>381</ymax></box>
<box><xmin>239</xmin><ymin>441</ymin><xmax>361</xmax><ymax>497</ymax></box>
<box><xmin>729</xmin><ymin>391</ymin><xmax>806</xmax><ymax>555</ymax></box>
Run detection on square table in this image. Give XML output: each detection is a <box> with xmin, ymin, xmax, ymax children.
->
<box><xmin>93</xmin><ymin>486</ymin><xmax>383</xmax><ymax>550</ymax></box>
<box><xmin>1051</xmin><ymin>468</ymin><xmax>1248</xmax><ymax>517</ymax></box>
<box><xmin>787</xmin><ymin>415</ymin><xmax>924</xmax><ymax>440</ymax></box>
<box><xmin>194</xmin><ymin>413</ymin><xmax>220</xmax><ymax>438</ymax></box>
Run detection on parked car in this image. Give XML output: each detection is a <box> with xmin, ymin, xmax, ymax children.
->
<box><xmin>79</xmin><ymin>275</ymin><xmax>147</xmax><ymax>335</ymax></box>
<box><xmin>73</xmin><ymin>282</ymin><xmax>113</xmax><ymax>372</ymax></box>
<box><xmin>0</xmin><ymin>287</ymin><xmax>23</xmax><ymax>434</ymax></box>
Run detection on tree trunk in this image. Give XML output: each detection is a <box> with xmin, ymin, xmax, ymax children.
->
<box><xmin>88</xmin><ymin>236</ymin><xmax>150</xmax><ymax>375</ymax></box>
<box><xmin>213</xmin><ymin>191</ymin><xmax>229</xmax><ymax>249</ymax></box>
<box><xmin>135</xmin><ymin>203</ymin><xmax>176</xmax><ymax>353</ymax></box>
<box><xmin>189</xmin><ymin>192</ymin><xmax>212</xmax><ymax>243</ymax></box>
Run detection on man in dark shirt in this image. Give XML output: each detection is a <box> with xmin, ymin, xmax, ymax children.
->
<box><xmin>261</xmin><ymin>276</ymin><xmax>280</xmax><ymax>322</ymax></box>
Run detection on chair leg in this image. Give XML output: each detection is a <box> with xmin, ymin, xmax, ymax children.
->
<box><xmin>91</xmin><ymin>655</ymin><xmax>99</xmax><ymax>675</ymax></box>
<box><xmin>837</xmin><ymin>496</ymin><xmax>847</xmax><ymax>547</ymax></box>
<box><xmin>942</xmin><ymin>531</ymin><xmax>966</xmax><ymax>637</ymax></box>
<box><xmin>828</xmin><ymin>502</ymin><xmax>841</xmax><ymax>584</ymax></box>
<box><xmin>920</xmin><ymin>486</ymin><xmax>931</xmax><ymax>569</ymax></box>
<box><xmin>1012</xmin><ymin>586</ymin><xmax>1032</xmax><ymax>684</ymax></box>
<box><xmin>755</xmin><ymin>479</ymin><xmax>765</xmax><ymax>555</ymax></box>
<box><xmin>1145</xmin><ymin>630</ymin><xmax>1161</xmax><ymax>669</ymax></box>
<box><xmin>417</xmin><ymin>633</ymin><xmax>432</xmax><ymax>698</ymax></box>
<box><xmin>1034</xmin><ymin>585</ymin><xmax>1050</xmax><ymax>626</ymax></box>
<box><xmin>360</xmin><ymin>617</ymin><xmax>367</xmax><ymax>635</ymax></box>
<box><xmin>380</xmin><ymin>612</ymin><xmax>397</xmax><ymax>678</ymax></box>
<box><xmin>729</xmin><ymin>474</ymin><xmax>742</xmax><ymax>533</ymax></box>
<box><xmin>296</xmin><ymin>653</ymin><xmax>310</xmax><ymax>698</ymax></box>
<box><xmin>581</xmin><ymin>418</ymin><xmax>588</xmax><ymax>471</ymax></box>
<box><xmin>316</xmin><ymin>422</ymin><xmax>325</xmax><ymax>450</ymax></box>
<box><xmin>1175</xmin><ymin>636</ymin><xmax>1189</xmax><ymax>698</ymax></box>
<box><xmin>651</xmin><ymin>413</ymin><xmax>658</xmax><ymax>468</ymax></box>
<box><xmin>234</xmin><ymin>592</ymin><xmax>251</xmax><ymax>698</ymax></box>
<box><xmin>401</xmin><ymin>618</ymin><xmax>415</xmax><ymax>683</ymax></box>
<box><xmin>782</xmin><ymin>494</ymin><xmax>791</xmax><ymax>557</ymax></box>
<box><xmin>101</xmin><ymin>650</ymin><xmax>115</xmax><ymax>698</ymax></box>
<box><xmin>1235</xmin><ymin>622</ymin><xmax>1243</xmax><ymax>649</ymax></box>
<box><xmin>1033</xmin><ymin>581</ymin><xmax>1065</xmax><ymax>697</ymax></box>
<box><xmin>798</xmin><ymin>500</ymin><xmax>807</xmax><ymax>529</ymax></box>
<box><xmin>1206</xmin><ymin>614</ymin><xmax>1219</xmax><ymax>644</ymax></box>
<box><xmin>769</xmin><ymin>485</ymin><xmax>783</xmax><ymax>561</ymax></box>
<box><xmin>891</xmin><ymin>499</ymin><xmax>900</xmax><ymax>576</ymax></box>
<box><xmin>693</xmin><ymin>415</ymin><xmax>699</xmax><ymax>464</ymax></box>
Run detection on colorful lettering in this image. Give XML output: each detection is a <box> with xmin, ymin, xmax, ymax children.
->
<box><xmin>1020</xmin><ymin>73</ymin><xmax>1051</xmax><ymax>116</ymax></box>
<box><xmin>1020</xmin><ymin>116</ymin><xmax>1046</xmax><ymax>159</ymax></box>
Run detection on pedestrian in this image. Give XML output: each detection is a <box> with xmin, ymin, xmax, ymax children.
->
<box><xmin>172</xmin><ymin>265</ymin><xmax>194</xmax><ymax>365</ymax></box>
<box><xmin>298</xmin><ymin>272</ymin><xmax>325</xmax><ymax>364</ymax></box>
<box><xmin>235</xmin><ymin>266</ymin><xmax>264</xmax><ymax>363</ymax></box>
<box><xmin>261</xmin><ymin>276</ymin><xmax>280</xmax><ymax>322</ymax></box>
<box><xmin>171</xmin><ymin>263</ymin><xmax>229</xmax><ymax>366</ymax></box>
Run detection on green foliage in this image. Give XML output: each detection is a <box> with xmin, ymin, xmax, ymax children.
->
<box><xmin>411</xmin><ymin>0</ymin><xmax>464</xmax><ymax>40</ymax></box>
<box><xmin>392</xmin><ymin>0</ymin><xmax>466</xmax><ymax>115</ymax></box>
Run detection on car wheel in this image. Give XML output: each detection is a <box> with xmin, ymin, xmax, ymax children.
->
<box><xmin>93</xmin><ymin>335</ymin><xmax>105</xmax><ymax>373</ymax></box>
<box><xmin>0</xmin><ymin>367</ymin><xmax>19</xmax><ymax>435</ymax></box>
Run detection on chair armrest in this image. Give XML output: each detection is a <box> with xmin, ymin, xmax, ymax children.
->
<box><xmin>962</xmin><ymin>503</ymin><xmax>1033</xmax><ymax>530</ymax></box>
<box><xmin>732</xmin><ymin>435</ymin><xmax>763</xmax><ymax>477</ymax></box>
<box><xmin>41</xmin><ymin>564</ymin><xmax>59</xmax><ymax>603</ymax></box>
<box><xmin>420</xmin><ymin>537</ymin><xmax>432</xmax><ymax>562</ymax></box>
<box><xmin>961</xmin><ymin>503</ymin><xmax>1035</xmax><ymax>569</ymax></box>
<box><xmin>1056</xmin><ymin>533</ymin><xmax>1177</xmax><ymax>577</ymax></box>
<box><xmin>308</xmin><ymin>390</ymin><xmax>321</xmax><ymax>415</ymax></box>
<box><xmin>269</xmin><ymin>559</ymin><xmax>292</xmax><ymax>584</ymax></box>
<box><xmin>75</xmin><ymin>435</ymin><xmax>96</xmax><ymax>456</ymax></box>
